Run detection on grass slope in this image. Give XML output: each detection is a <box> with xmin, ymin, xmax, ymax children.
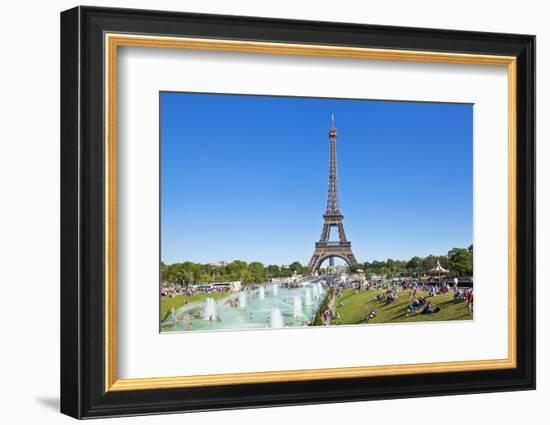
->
<box><xmin>160</xmin><ymin>292</ymin><xmax>228</xmax><ymax>322</ymax></box>
<box><xmin>334</xmin><ymin>288</ymin><xmax>472</xmax><ymax>325</ymax></box>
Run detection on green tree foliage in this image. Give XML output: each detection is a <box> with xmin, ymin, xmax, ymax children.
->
<box><xmin>161</xmin><ymin>259</ymin><xmax>305</xmax><ymax>285</ymax></box>
<box><xmin>161</xmin><ymin>246</ymin><xmax>473</xmax><ymax>285</ymax></box>
<box><xmin>289</xmin><ymin>261</ymin><xmax>308</xmax><ymax>275</ymax></box>
<box><xmin>406</xmin><ymin>256</ymin><xmax>421</xmax><ymax>270</ymax></box>
<box><xmin>360</xmin><ymin>246</ymin><xmax>473</xmax><ymax>278</ymax></box>
<box><xmin>266</xmin><ymin>264</ymin><xmax>280</xmax><ymax>276</ymax></box>
<box><xmin>447</xmin><ymin>247</ymin><xmax>473</xmax><ymax>276</ymax></box>
<box><xmin>248</xmin><ymin>261</ymin><xmax>266</xmax><ymax>282</ymax></box>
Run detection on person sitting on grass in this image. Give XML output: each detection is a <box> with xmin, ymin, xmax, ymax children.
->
<box><xmin>421</xmin><ymin>301</ymin><xmax>433</xmax><ymax>314</ymax></box>
<box><xmin>365</xmin><ymin>308</ymin><xmax>377</xmax><ymax>321</ymax></box>
<box><xmin>407</xmin><ymin>298</ymin><xmax>421</xmax><ymax>314</ymax></box>
<box><xmin>373</xmin><ymin>292</ymin><xmax>386</xmax><ymax>302</ymax></box>
<box><xmin>386</xmin><ymin>293</ymin><xmax>397</xmax><ymax>304</ymax></box>
<box><xmin>454</xmin><ymin>289</ymin><xmax>466</xmax><ymax>302</ymax></box>
<box><xmin>428</xmin><ymin>285</ymin><xmax>436</xmax><ymax>297</ymax></box>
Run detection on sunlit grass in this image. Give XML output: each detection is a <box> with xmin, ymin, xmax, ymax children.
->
<box><xmin>160</xmin><ymin>292</ymin><xmax>228</xmax><ymax>321</ymax></box>
<box><xmin>334</xmin><ymin>288</ymin><xmax>472</xmax><ymax>325</ymax></box>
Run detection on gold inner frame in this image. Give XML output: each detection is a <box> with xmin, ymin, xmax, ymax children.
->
<box><xmin>104</xmin><ymin>33</ymin><xmax>517</xmax><ymax>392</ymax></box>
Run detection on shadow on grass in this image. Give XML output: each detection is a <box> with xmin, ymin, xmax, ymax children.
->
<box><xmin>380</xmin><ymin>302</ymin><xmax>406</xmax><ymax>312</ymax></box>
<box><xmin>432</xmin><ymin>300</ymin><xmax>454</xmax><ymax>309</ymax></box>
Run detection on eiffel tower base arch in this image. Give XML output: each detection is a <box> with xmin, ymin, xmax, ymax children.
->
<box><xmin>308</xmin><ymin>242</ymin><xmax>358</xmax><ymax>275</ymax></box>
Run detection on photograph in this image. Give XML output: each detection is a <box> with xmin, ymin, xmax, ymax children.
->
<box><xmin>56</xmin><ymin>4</ymin><xmax>536</xmax><ymax>419</ymax></box>
<box><xmin>159</xmin><ymin>92</ymin><xmax>474</xmax><ymax>333</ymax></box>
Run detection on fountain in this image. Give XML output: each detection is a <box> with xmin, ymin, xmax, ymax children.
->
<box><xmin>202</xmin><ymin>298</ymin><xmax>217</xmax><ymax>320</ymax></box>
<box><xmin>238</xmin><ymin>292</ymin><xmax>247</xmax><ymax>308</ymax></box>
<box><xmin>311</xmin><ymin>284</ymin><xmax>320</xmax><ymax>299</ymax></box>
<box><xmin>162</xmin><ymin>280</ymin><xmax>327</xmax><ymax>333</ymax></box>
<box><xmin>304</xmin><ymin>288</ymin><xmax>313</xmax><ymax>305</ymax></box>
<box><xmin>293</xmin><ymin>295</ymin><xmax>303</xmax><ymax>318</ymax></box>
<box><xmin>317</xmin><ymin>282</ymin><xmax>324</xmax><ymax>295</ymax></box>
<box><xmin>270</xmin><ymin>307</ymin><xmax>284</xmax><ymax>328</ymax></box>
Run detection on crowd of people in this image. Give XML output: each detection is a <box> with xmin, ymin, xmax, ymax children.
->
<box><xmin>160</xmin><ymin>282</ymin><xmax>235</xmax><ymax>298</ymax></box>
<box><xmin>160</xmin><ymin>282</ymin><xmax>189</xmax><ymax>298</ymax></box>
<box><xmin>318</xmin><ymin>272</ymin><xmax>475</xmax><ymax>324</ymax></box>
<box><xmin>164</xmin><ymin>273</ymin><xmax>474</xmax><ymax>328</ymax></box>
<box><xmin>406</xmin><ymin>297</ymin><xmax>440</xmax><ymax>315</ymax></box>
<box><xmin>361</xmin><ymin>277</ymin><xmax>475</xmax><ymax>320</ymax></box>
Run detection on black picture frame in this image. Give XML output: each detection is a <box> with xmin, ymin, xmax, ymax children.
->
<box><xmin>61</xmin><ymin>5</ymin><xmax>535</xmax><ymax>419</ymax></box>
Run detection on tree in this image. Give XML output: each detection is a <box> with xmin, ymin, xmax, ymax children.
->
<box><xmin>406</xmin><ymin>256</ymin><xmax>421</xmax><ymax>271</ymax></box>
<box><xmin>386</xmin><ymin>258</ymin><xmax>396</xmax><ymax>271</ymax></box>
<box><xmin>421</xmin><ymin>255</ymin><xmax>438</xmax><ymax>271</ymax></box>
<box><xmin>447</xmin><ymin>247</ymin><xmax>473</xmax><ymax>275</ymax></box>
<box><xmin>248</xmin><ymin>262</ymin><xmax>266</xmax><ymax>282</ymax></box>
<box><xmin>159</xmin><ymin>245</ymin><xmax>474</xmax><ymax>284</ymax></box>
<box><xmin>266</xmin><ymin>264</ymin><xmax>280</xmax><ymax>278</ymax></box>
<box><xmin>183</xmin><ymin>270</ymin><xmax>194</xmax><ymax>284</ymax></box>
<box><xmin>349</xmin><ymin>264</ymin><xmax>361</xmax><ymax>273</ymax></box>
<box><xmin>240</xmin><ymin>269</ymin><xmax>253</xmax><ymax>283</ymax></box>
<box><xmin>289</xmin><ymin>261</ymin><xmax>306</xmax><ymax>274</ymax></box>
<box><xmin>226</xmin><ymin>260</ymin><xmax>247</xmax><ymax>278</ymax></box>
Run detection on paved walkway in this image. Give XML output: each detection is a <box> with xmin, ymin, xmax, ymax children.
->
<box><xmin>323</xmin><ymin>289</ymin><xmax>337</xmax><ymax>326</ymax></box>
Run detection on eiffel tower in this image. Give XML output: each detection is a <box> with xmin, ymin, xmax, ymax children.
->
<box><xmin>308</xmin><ymin>115</ymin><xmax>358</xmax><ymax>275</ymax></box>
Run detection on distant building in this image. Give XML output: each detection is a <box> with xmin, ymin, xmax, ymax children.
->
<box><xmin>189</xmin><ymin>281</ymin><xmax>241</xmax><ymax>292</ymax></box>
<box><xmin>271</xmin><ymin>277</ymin><xmax>292</xmax><ymax>284</ymax></box>
<box><xmin>348</xmin><ymin>271</ymin><xmax>366</xmax><ymax>283</ymax></box>
<box><xmin>271</xmin><ymin>274</ymin><xmax>304</xmax><ymax>285</ymax></box>
<box><xmin>208</xmin><ymin>261</ymin><xmax>229</xmax><ymax>267</ymax></box>
<box><xmin>212</xmin><ymin>281</ymin><xmax>241</xmax><ymax>292</ymax></box>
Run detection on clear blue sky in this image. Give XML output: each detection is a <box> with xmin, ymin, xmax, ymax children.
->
<box><xmin>161</xmin><ymin>92</ymin><xmax>472</xmax><ymax>266</ymax></box>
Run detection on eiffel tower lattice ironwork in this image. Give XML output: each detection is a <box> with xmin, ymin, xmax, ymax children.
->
<box><xmin>308</xmin><ymin>115</ymin><xmax>358</xmax><ymax>274</ymax></box>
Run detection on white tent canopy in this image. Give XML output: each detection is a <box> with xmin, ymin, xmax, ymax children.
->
<box><xmin>429</xmin><ymin>260</ymin><xmax>449</xmax><ymax>273</ymax></box>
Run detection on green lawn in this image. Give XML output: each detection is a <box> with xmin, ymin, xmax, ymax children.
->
<box><xmin>160</xmin><ymin>292</ymin><xmax>228</xmax><ymax>322</ymax></box>
<box><xmin>333</xmin><ymin>288</ymin><xmax>472</xmax><ymax>325</ymax></box>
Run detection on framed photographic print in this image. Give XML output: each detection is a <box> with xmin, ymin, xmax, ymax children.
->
<box><xmin>60</xmin><ymin>6</ymin><xmax>535</xmax><ymax>419</ymax></box>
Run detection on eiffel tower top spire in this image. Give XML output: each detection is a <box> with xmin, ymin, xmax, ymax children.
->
<box><xmin>326</xmin><ymin>113</ymin><xmax>340</xmax><ymax>215</ymax></box>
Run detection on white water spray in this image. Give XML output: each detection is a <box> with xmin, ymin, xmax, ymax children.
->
<box><xmin>270</xmin><ymin>307</ymin><xmax>284</xmax><ymax>328</ymax></box>
<box><xmin>317</xmin><ymin>282</ymin><xmax>324</xmax><ymax>295</ymax></box>
<box><xmin>202</xmin><ymin>298</ymin><xmax>217</xmax><ymax>320</ymax></box>
<box><xmin>293</xmin><ymin>295</ymin><xmax>303</xmax><ymax>318</ymax></box>
<box><xmin>311</xmin><ymin>284</ymin><xmax>320</xmax><ymax>299</ymax></box>
<box><xmin>304</xmin><ymin>288</ymin><xmax>312</xmax><ymax>305</ymax></box>
<box><xmin>238</xmin><ymin>292</ymin><xmax>247</xmax><ymax>308</ymax></box>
